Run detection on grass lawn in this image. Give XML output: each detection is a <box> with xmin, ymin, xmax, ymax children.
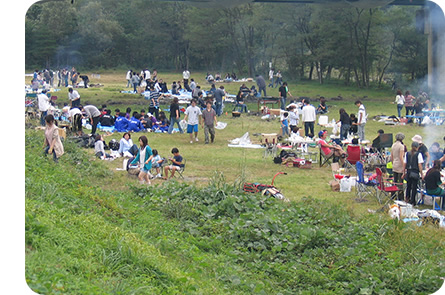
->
<box><xmin>25</xmin><ymin>71</ymin><xmax>445</xmax><ymax>294</ymax></box>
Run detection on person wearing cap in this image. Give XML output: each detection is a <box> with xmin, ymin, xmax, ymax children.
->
<box><xmin>318</xmin><ymin>130</ymin><xmax>347</xmax><ymax>165</ymax></box>
<box><xmin>402</xmin><ymin>141</ymin><xmax>424</xmax><ymax>205</ymax></box>
<box><xmin>412</xmin><ymin>135</ymin><xmax>430</xmax><ymax>169</ymax></box>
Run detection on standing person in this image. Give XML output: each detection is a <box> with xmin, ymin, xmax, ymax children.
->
<box><xmin>281</xmin><ymin>112</ymin><xmax>289</xmax><ymax>137</ymax></box>
<box><xmin>149</xmin><ymin>85</ymin><xmax>160</xmax><ymax>119</ymax></box>
<box><xmin>81</xmin><ymin>105</ymin><xmax>101</xmax><ymax>135</ymax></box>
<box><xmin>68</xmin><ymin>87</ymin><xmax>81</xmax><ymax>108</ymax></box>
<box><xmin>404</xmin><ymin>91</ymin><xmax>415</xmax><ymax>116</ymax></box>
<box><xmin>302</xmin><ymin>98</ymin><xmax>316</xmax><ymax>137</ymax></box>
<box><xmin>201</xmin><ymin>100</ymin><xmax>218</xmax><ymax>144</ymax></box>
<box><xmin>394</xmin><ymin>90</ymin><xmax>405</xmax><ymax>118</ymax></box>
<box><xmin>214</xmin><ymin>86</ymin><xmax>226</xmax><ymax>116</ymax></box>
<box><xmin>131</xmin><ymin>72</ymin><xmax>140</xmax><ymax>93</ymax></box>
<box><xmin>67</xmin><ymin>106</ymin><xmax>83</xmax><ymax>136</ymax></box>
<box><xmin>256</xmin><ymin>75</ymin><xmax>267</xmax><ymax>97</ymax></box>
<box><xmin>168</xmin><ymin>97</ymin><xmax>183</xmax><ymax>134</ymax></box>
<box><xmin>337</xmin><ymin>108</ymin><xmax>351</xmax><ymax>140</ymax></box>
<box><xmin>278</xmin><ymin>82</ymin><xmax>291</xmax><ymax>111</ymax></box>
<box><xmin>287</xmin><ymin>105</ymin><xmax>299</xmax><ymax>131</ymax></box>
<box><xmin>274</xmin><ymin>70</ymin><xmax>282</xmax><ymax>88</ymax></box>
<box><xmin>354</xmin><ymin>100</ymin><xmax>367</xmax><ymax>141</ymax></box>
<box><xmin>43</xmin><ymin>114</ymin><xmax>64</xmax><ymax>163</ymax></box>
<box><xmin>412</xmin><ymin>135</ymin><xmax>430</xmax><ymax>169</ymax></box>
<box><xmin>184</xmin><ymin>99</ymin><xmax>202</xmax><ymax>144</ymax></box>
<box><xmin>126</xmin><ymin>69</ymin><xmax>132</xmax><ymax>88</ymax></box>
<box><xmin>183</xmin><ymin>69</ymin><xmax>191</xmax><ymax>91</ymax></box>
<box><xmin>37</xmin><ymin>90</ymin><xmax>50</xmax><ymax>126</ymax></box>
<box><xmin>402</xmin><ymin>141</ymin><xmax>424</xmax><ymax>205</ymax></box>
<box><xmin>130</xmin><ymin>135</ymin><xmax>153</xmax><ymax>185</ymax></box>
<box><xmin>268</xmin><ymin>68</ymin><xmax>274</xmax><ymax>87</ymax></box>
<box><xmin>390</xmin><ymin>133</ymin><xmax>406</xmax><ymax>201</ymax></box>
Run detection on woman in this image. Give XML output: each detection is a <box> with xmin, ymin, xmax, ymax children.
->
<box><xmin>118</xmin><ymin>132</ymin><xmax>138</xmax><ymax>157</ymax></box>
<box><xmin>337</xmin><ymin>108</ymin><xmax>351</xmax><ymax>140</ymax></box>
<box><xmin>424</xmin><ymin>160</ymin><xmax>445</xmax><ymax>198</ymax></box>
<box><xmin>318</xmin><ymin>130</ymin><xmax>347</xmax><ymax>166</ymax></box>
<box><xmin>390</xmin><ymin>133</ymin><xmax>406</xmax><ymax>201</ymax></box>
<box><xmin>404</xmin><ymin>91</ymin><xmax>415</xmax><ymax>116</ymax></box>
<box><xmin>94</xmin><ymin>134</ymin><xmax>112</xmax><ymax>159</ymax></box>
<box><xmin>130</xmin><ymin>135</ymin><xmax>153</xmax><ymax>185</ymax></box>
<box><xmin>402</xmin><ymin>142</ymin><xmax>424</xmax><ymax>205</ymax></box>
<box><xmin>168</xmin><ymin>97</ymin><xmax>183</xmax><ymax>134</ymax></box>
<box><xmin>43</xmin><ymin>114</ymin><xmax>64</xmax><ymax>163</ymax></box>
<box><xmin>394</xmin><ymin>90</ymin><xmax>405</xmax><ymax>118</ymax></box>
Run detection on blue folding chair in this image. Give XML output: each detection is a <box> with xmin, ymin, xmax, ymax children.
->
<box><xmin>355</xmin><ymin>161</ymin><xmax>376</xmax><ymax>199</ymax></box>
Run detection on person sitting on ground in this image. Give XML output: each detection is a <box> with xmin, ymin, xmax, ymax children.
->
<box><xmin>118</xmin><ymin>132</ymin><xmax>138</xmax><ymax>157</ymax></box>
<box><xmin>424</xmin><ymin>160</ymin><xmax>445</xmax><ymax>199</ymax></box>
<box><xmin>163</xmin><ymin>147</ymin><xmax>183</xmax><ymax>179</ymax></box>
<box><xmin>127</xmin><ymin>112</ymin><xmax>144</xmax><ymax>132</ymax></box>
<box><xmin>115</xmin><ymin>112</ymin><xmax>130</xmax><ymax>132</ymax></box>
<box><xmin>318</xmin><ymin>130</ymin><xmax>347</xmax><ymax>165</ymax></box>
<box><xmin>94</xmin><ymin>134</ymin><xmax>113</xmax><ymax>159</ymax></box>
<box><xmin>151</xmin><ymin>149</ymin><xmax>164</xmax><ymax>179</ymax></box>
<box><xmin>99</xmin><ymin>109</ymin><xmax>114</xmax><ymax>127</ymax></box>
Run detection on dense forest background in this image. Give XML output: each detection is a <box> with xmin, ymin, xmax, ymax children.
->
<box><xmin>25</xmin><ymin>0</ymin><xmax>428</xmax><ymax>87</ymax></box>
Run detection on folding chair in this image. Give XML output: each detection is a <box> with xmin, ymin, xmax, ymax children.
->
<box><xmin>174</xmin><ymin>159</ymin><xmax>186</xmax><ymax>179</ymax></box>
<box><xmin>344</xmin><ymin>145</ymin><xmax>361</xmax><ymax>172</ymax></box>
<box><xmin>375</xmin><ymin>167</ymin><xmax>401</xmax><ymax>204</ymax></box>
<box><xmin>262</xmin><ymin>133</ymin><xmax>278</xmax><ymax>158</ymax></box>
<box><xmin>319</xmin><ymin>144</ymin><xmax>334</xmax><ymax>167</ymax></box>
<box><xmin>355</xmin><ymin>161</ymin><xmax>376</xmax><ymax>199</ymax></box>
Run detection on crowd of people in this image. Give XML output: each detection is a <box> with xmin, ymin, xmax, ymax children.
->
<box><xmin>31</xmin><ymin>67</ymin><xmax>90</xmax><ymax>91</ymax></box>
<box><xmin>393</xmin><ymin>89</ymin><xmax>437</xmax><ymax>120</ymax></box>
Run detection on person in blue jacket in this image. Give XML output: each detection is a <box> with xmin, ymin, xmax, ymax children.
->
<box><xmin>127</xmin><ymin>112</ymin><xmax>144</xmax><ymax>132</ymax></box>
<box><xmin>130</xmin><ymin>135</ymin><xmax>153</xmax><ymax>185</ymax></box>
<box><xmin>114</xmin><ymin>112</ymin><xmax>130</xmax><ymax>132</ymax></box>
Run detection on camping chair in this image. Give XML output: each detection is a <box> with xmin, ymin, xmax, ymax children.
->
<box><xmin>262</xmin><ymin>133</ymin><xmax>278</xmax><ymax>158</ymax></box>
<box><xmin>319</xmin><ymin>143</ymin><xmax>334</xmax><ymax>167</ymax></box>
<box><xmin>355</xmin><ymin>161</ymin><xmax>376</xmax><ymax>199</ymax></box>
<box><xmin>344</xmin><ymin>145</ymin><xmax>361</xmax><ymax>172</ymax></box>
<box><xmin>173</xmin><ymin>158</ymin><xmax>186</xmax><ymax>179</ymax></box>
<box><xmin>375</xmin><ymin>167</ymin><xmax>401</xmax><ymax>205</ymax></box>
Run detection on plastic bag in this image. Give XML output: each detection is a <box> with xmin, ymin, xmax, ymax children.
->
<box><xmin>340</xmin><ymin>177</ymin><xmax>352</xmax><ymax>192</ymax></box>
<box><xmin>215</xmin><ymin>121</ymin><xmax>227</xmax><ymax>130</ymax></box>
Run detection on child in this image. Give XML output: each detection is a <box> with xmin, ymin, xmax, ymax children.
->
<box><xmin>94</xmin><ymin>134</ymin><xmax>113</xmax><ymax>159</ymax></box>
<box><xmin>281</xmin><ymin>112</ymin><xmax>289</xmax><ymax>137</ymax></box>
<box><xmin>163</xmin><ymin>148</ymin><xmax>183</xmax><ymax>179</ymax></box>
<box><xmin>151</xmin><ymin>149</ymin><xmax>164</xmax><ymax>178</ymax></box>
<box><xmin>184</xmin><ymin>99</ymin><xmax>202</xmax><ymax>143</ymax></box>
<box><xmin>201</xmin><ymin>100</ymin><xmax>217</xmax><ymax>144</ymax></box>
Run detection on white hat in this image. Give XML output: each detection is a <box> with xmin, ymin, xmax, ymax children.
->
<box><xmin>411</xmin><ymin>135</ymin><xmax>423</xmax><ymax>144</ymax></box>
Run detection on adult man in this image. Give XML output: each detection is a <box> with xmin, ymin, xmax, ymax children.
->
<box><xmin>184</xmin><ymin>99</ymin><xmax>202</xmax><ymax>144</ymax></box>
<box><xmin>354</xmin><ymin>100</ymin><xmax>367</xmax><ymax>141</ymax></box>
<box><xmin>278</xmin><ymin>82</ymin><xmax>291</xmax><ymax>111</ymax></box>
<box><xmin>268</xmin><ymin>68</ymin><xmax>274</xmax><ymax>87</ymax></box>
<box><xmin>126</xmin><ymin>70</ymin><xmax>132</xmax><ymax>88</ymax></box>
<box><xmin>302</xmin><ymin>98</ymin><xmax>316</xmax><ymax>137</ymax></box>
<box><xmin>201</xmin><ymin>100</ymin><xmax>218</xmax><ymax>144</ymax></box>
<box><xmin>81</xmin><ymin>105</ymin><xmax>101</xmax><ymax>135</ymax></box>
<box><xmin>214</xmin><ymin>86</ymin><xmax>226</xmax><ymax>116</ymax></box>
<box><xmin>256</xmin><ymin>75</ymin><xmax>267</xmax><ymax>97</ymax></box>
<box><xmin>149</xmin><ymin>85</ymin><xmax>160</xmax><ymax>119</ymax></box>
<box><xmin>68</xmin><ymin>87</ymin><xmax>81</xmax><ymax>108</ymax></box>
<box><xmin>37</xmin><ymin>90</ymin><xmax>50</xmax><ymax>126</ymax></box>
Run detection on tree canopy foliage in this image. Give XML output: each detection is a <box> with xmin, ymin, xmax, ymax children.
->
<box><xmin>25</xmin><ymin>0</ymin><xmax>427</xmax><ymax>86</ymax></box>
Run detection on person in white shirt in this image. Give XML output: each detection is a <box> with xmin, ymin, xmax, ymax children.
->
<box><xmin>183</xmin><ymin>99</ymin><xmax>202</xmax><ymax>144</ymax></box>
<box><xmin>37</xmin><ymin>90</ymin><xmax>50</xmax><ymax>126</ymax></box>
<box><xmin>302</xmin><ymin>98</ymin><xmax>316</xmax><ymax>137</ymax></box>
<box><xmin>67</xmin><ymin>106</ymin><xmax>83</xmax><ymax>136</ymax></box>
<box><xmin>183</xmin><ymin>69</ymin><xmax>191</xmax><ymax>91</ymax></box>
<box><xmin>144</xmin><ymin>69</ymin><xmax>151</xmax><ymax>81</ymax></box>
<box><xmin>394</xmin><ymin>90</ymin><xmax>405</xmax><ymax>118</ymax></box>
<box><xmin>126</xmin><ymin>70</ymin><xmax>132</xmax><ymax>88</ymax></box>
<box><xmin>268</xmin><ymin>68</ymin><xmax>274</xmax><ymax>87</ymax></box>
<box><xmin>68</xmin><ymin>88</ymin><xmax>81</xmax><ymax>108</ymax></box>
<box><xmin>354</xmin><ymin>100</ymin><xmax>367</xmax><ymax>141</ymax></box>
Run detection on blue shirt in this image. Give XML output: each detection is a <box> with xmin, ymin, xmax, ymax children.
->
<box><xmin>115</xmin><ymin>116</ymin><xmax>129</xmax><ymax>132</ymax></box>
<box><xmin>127</xmin><ymin>117</ymin><xmax>143</xmax><ymax>132</ymax></box>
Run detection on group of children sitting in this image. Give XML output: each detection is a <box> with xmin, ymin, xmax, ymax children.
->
<box><xmin>99</xmin><ymin>107</ymin><xmax>171</xmax><ymax>133</ymax></box>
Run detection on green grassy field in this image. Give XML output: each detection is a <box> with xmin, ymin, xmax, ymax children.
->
<box><xmin>25</xmin><ymin>71</ymin><xmax>445</xmax><ymax>294</ymax></box>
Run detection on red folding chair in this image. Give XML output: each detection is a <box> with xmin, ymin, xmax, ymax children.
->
<box><xmin>375</xmin><ymin>168</ymin><xmax>401</xmax><ymax>204</ymax></box>
<box><xmin>344</xmin><ymin>145</ymin><xmax>361</xmax><ymax>171</ymax></box>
